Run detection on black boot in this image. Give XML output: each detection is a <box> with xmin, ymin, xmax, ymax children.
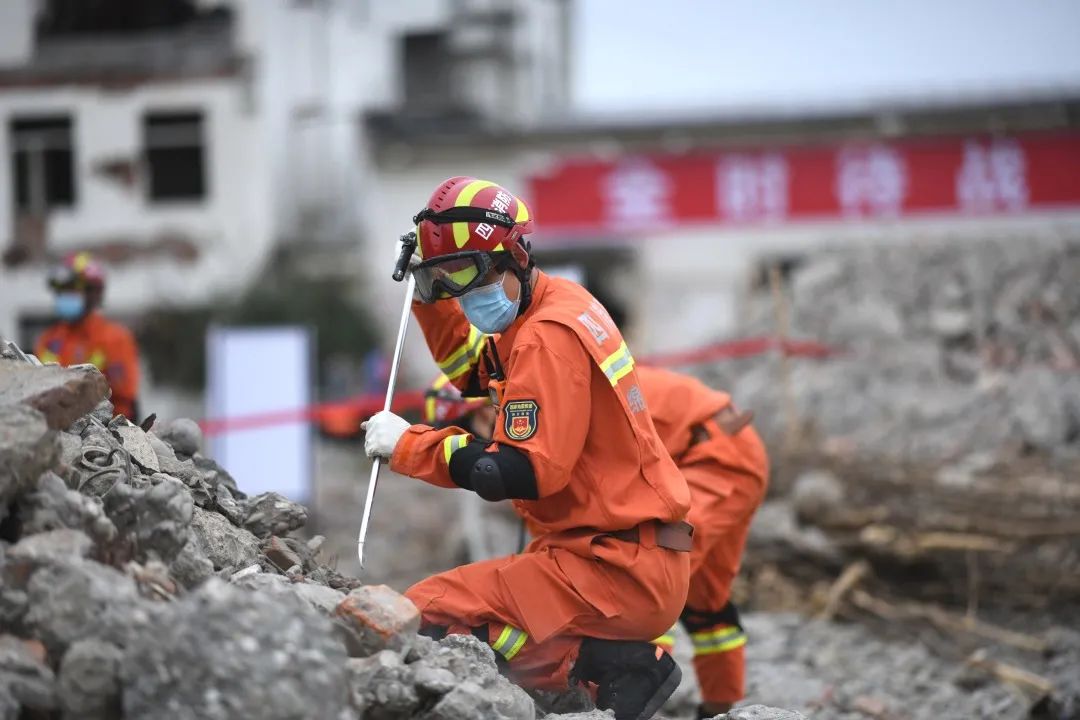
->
<box><xmin>572</xmin><ymin>638</ymin><xmax>682</xmax><ymax>720</ymax></box>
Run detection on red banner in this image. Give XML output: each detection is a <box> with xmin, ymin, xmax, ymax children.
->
<box><xmin>527</xmin><ymin>131</ymin><xmax>1080</xmax><ymax>236</ymax></box>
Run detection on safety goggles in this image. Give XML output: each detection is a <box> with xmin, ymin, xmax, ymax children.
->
<box><xmin>412</xmin><ymin>251</ymin><xmax>508</xmax><ymax>303</ymax></box>
<box><xmin>410</xmin><ymin>206</ymin><xmax>519</xmax><ymax>303</ymax></box>
<box><xmin>46</xmin><ymin>266</ymin><xmax>79</xmax><ymax>291</ymax></box>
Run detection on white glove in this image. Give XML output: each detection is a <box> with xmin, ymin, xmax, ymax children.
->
<box><xmin>362</xmin><ymin>410</ymin><xmax>411</xmax><ymax>460</ymax></box>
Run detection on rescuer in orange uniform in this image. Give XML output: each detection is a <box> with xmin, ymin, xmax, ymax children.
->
<box><xmin>637</xmin><ymin>365</ymin><xmax>768</xmax><ymax>718</ymax></box>
<box><xmin>362</xmin><ymin>177</ymin><xmax>692</xmax><ymax>720</ymax></box>
<box><xmin>437</xmin><ymin>362</ymin><xmax>768</xmax><ymax>717</ymax></box>
<box><xmin>35</xmin><ymin>252</ymin><xmax>141</xmax><ymax>420</ymax></box>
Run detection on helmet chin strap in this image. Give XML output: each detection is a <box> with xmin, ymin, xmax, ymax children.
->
<box><xmin>508</xmin><ymin>239</ymin><xmax>534</xmax><ymax>318</ymax></box>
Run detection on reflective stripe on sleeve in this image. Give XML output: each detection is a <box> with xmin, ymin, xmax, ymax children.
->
<box><xmin>441</xmin><ymin>433</ymin><xmax>471</xmax><ymax>464</ymax></box>
<box><xmin>490</xmin><ymin>624</ymin><xmax>528</xmax><ymax>661</ymax></box>
<box><xmin>599</xmin><ymin>341</ymin><xmax>635</xmax><ymax>386</ymax></box>
<box><xmin>437</xmin><ymin>325</ymin><xmax>485</xmax><ymax>380</ymax></box>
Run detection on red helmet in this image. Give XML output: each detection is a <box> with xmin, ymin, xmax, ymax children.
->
<box><xmin>410</xmin><ymin>177</ymin><xmax>534</xmax><ymax>303</ymax></box>
<box><xmin>47</xmin><ymin>251</ymin><xmax>105</xmax><ymax>292</ymax></box>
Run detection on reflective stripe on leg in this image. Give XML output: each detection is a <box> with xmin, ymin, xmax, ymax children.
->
<box><xmin>690</xmin><ymin>625</ymin><xmax>746</xmax><ymax>656</ymax></box>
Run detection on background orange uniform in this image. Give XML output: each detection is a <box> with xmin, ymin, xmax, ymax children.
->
<box><xmin>36</xmin><ymin>311</ymin><xmax>140</xmax><ymax>419</ymax></box>
<box><xmin>391</xmin><ymin>272</ymin><xmax>691</xmax><ymax>689</ymax></box>
<box><xmin>637</xmin><ymin>365</ymin><xmax>769</xmax><ymax>708</ymax></box>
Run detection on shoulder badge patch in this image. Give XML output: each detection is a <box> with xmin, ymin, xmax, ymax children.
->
<box><xmin>503</xmin><ymin>399</ymin><xmax>540</xmax><ymax>441</ymax></box>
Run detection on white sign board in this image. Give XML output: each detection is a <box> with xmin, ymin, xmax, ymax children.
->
<box><xmin>206</xmin><ymin>326</ymin><xmax>312</xmax><ymax>502</ymax></box>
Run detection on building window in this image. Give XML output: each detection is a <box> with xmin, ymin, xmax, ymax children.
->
<box><xmin>402</xmin><ymin>32</ymin><xmax>452</xmax><ymax>113</ymax></box>
<box><xmin>144</xmin><ymin>111</ymin><xmax>206</xmax><ymax>202</ymax></box>
<box><xmin>9</xmin><ymin>116</ymin><xmax>76</xmax><ymax>213</ymax></box>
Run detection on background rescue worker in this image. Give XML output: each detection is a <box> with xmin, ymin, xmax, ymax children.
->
<box><xmin>423</xmin><ymin>372</ymin><xmax>495</xmax><ymax>438</ymax></box>
<box><xmin>362</xmin><ymin>177</ymin><xmax>693</xmax><ymax>720</ymax></box>
<box><xmin>637</xmin><ymin>366</ymin><xmax>767</xmax><ymax>718</ymax></box>
<box><xmin>35</xmin><ymin>252</ymin><xmax>141</xmax><ymax>419</ymax></box>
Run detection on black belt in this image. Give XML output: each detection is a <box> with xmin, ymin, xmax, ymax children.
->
<box><xmin>607</xmin><ymin>520</ymin><xmax>694</xmax><ymax>552</ymax></box>
<box><xmin>689</xmin><ymin>405</ymin><xmax>755</xmax><ymax>446</ymax></box>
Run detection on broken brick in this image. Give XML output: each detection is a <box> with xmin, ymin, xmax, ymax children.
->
<box><xmin>264</xmin><ymin>536</ymin><xmax>302</xmax><ymax>573</ymax></box>
<box><xmin>334</xmin><ymin>585</ymin><xmax>420</xmax><ymax>657</ymax></box>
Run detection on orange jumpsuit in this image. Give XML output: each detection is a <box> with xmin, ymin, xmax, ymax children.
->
<box><xmin>35</xmin><ymin>311</ymin><xmax>141</xmax><ymax>420</ymax></box>
<box><xmin>637</xmin><ymin>365</ymin><xmax>768</xmax><ymax>707</ymax></box>
<box><xmin>391</xmin><ymin>271</ymin><xmax>691</xmax><ymax>690</ymax></box>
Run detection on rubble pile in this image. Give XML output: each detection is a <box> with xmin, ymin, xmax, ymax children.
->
<box><xmin>660</xmin><ymin>611</ymin><xmax>1080</xmax><ymax>720</ymax></box>
<box><xmin>732</xmin><ymin>232</ymin><xmax>1080</xmax><ymax>469</ymax></box>
<box><xmin>737</xmin><ymin>612</ymin><xmax>1080</xmax><ymax>720</ymax></box>
<box><xmin>1</xmin><ymin>354</ymin><xmax>801</xmax><ymax>720</ymax></box>
<box><xmin>714</xmin><ymin>235</ymin><xmax>1080</xmax><ymax>610</ymax></box>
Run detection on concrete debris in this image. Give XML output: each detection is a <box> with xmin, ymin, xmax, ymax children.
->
<box><xmin>242</xmin><ymin>491</ymin><xmax>308</xmax><ymax>538</ymax></box>
<box><xmin>20</xmin><ymin>471</ymin><xmax>118</xmax><ymax>545</ymax></box>
<box><xmin>90</xmin><ymin>399</ymin><xmax>115</xmax><ymax>425</ymax></box>
<box><xmin>167</xmin><ymin>539</ymin><xmax>215</xmax><ymax>589</ymax></box>
<box><xmin>6</xmin><ymin>529</ymin><xmax>94</xmax><ymax>577</ymax></box>
<box><xmin>230</xmin><ymin>570</ymin><xmax>346</xmax><ymax>617</ymax></box>
<box><xmin>722</xmin><ymin>236</ymin><xmax>1080</xmax><ymax>612</ymax></box>
<box><xmin>191</xmin><ymin>453</ymin><xmax>244</xmax><ymax>498</ymax></box>
<box><xmin>188</xmin><ymin>505</ymin><xmax>261</xmax><ymax>570</ymax></box>
<box><xmin>0</xmin><ymin>358</ymin><xmax>109</xmax><ymax>429</ymax></box>
<box><xmin>0</xmin><ymin>404</ymin><xmax>58</xmax><ymax>523</ymax></box>
<box><xmin>113</xmin><ymin>422</ymin><xmax>160</xmax><ymax>473</ymax></box>
<box><xmin>345</xmin><ymin>635</ymin><xmax>535</xmax><ymax>720</ymax></box>
<box><xmin>0</xmin><ymin>634</ymin><xmax>57</xmax><ymax>714</ymax></box>
<box><xmin>120</xmin><ymin>579</ymin><xmax>349</xmax><ymax>720</ymax></box>
<box><xmin>734</xmin><ymin>235</ymin><xmax>1080</xmax><ymax>468</ymax></box>
<box><xmin>722</xmin><ymin>707</ymin><xmax>809</xmax><ymax>720</ymax></box>
<box><xmin>346</xmin><ymin>650</ymin><xmax>421</xmax><ymax>718</ymax></box>
<box><xmin>144</xmin><ymin>432</ymin><xmax>198</xmax><ymax>483</ymax></box>
<box><xmin>533</xmin><ymin>686</ymin><xmax>595</xmax><ymax>716</ymax></box>
<box><xmin>422</xmin><ymin>680</ymin><xmax>514</xmax><ymax>720</ymax></box>
<box><xmin>736</xmin><ymin>612</ymin><xmax>1070</xmax><ymax>720</ymax></box>
<box><xmin>158</xmin><ymin>418</ymin><xmax>202</xmax><ymax>458</ymax></box>
<box><xmin>24</xmin><ymin>557</ymin><xmax>156</xmax><ymax>657</ymax></box>
<box><xmin>212</xmin><ymin>483</ymin><xmax>245</xmax><ymax>524</ymax></box>
<box><xmin>408</xmin><ymin>635</ymin><xmax>535</xmax><ymax>720</ymax></box>
<box><xmin>57</xmin><ymin>640</ymin><xmax>123</xmax><ymax>720</ymax></box>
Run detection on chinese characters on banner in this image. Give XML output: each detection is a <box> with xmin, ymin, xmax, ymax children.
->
<box><xmin>527</xmin><ymin>131</ymin><xmax>1080</xmax><ymax>236</ymax></box>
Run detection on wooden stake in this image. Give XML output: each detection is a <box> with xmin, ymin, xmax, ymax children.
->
<box><xmin>850</xmin><ymin>590</ymin><xmax>1048</xmax><ymax>653</ymax></box>
<box><xmin>819</xmin><ymin>560</ymin><xmax>871</xmax><ymax>621</ymax></box>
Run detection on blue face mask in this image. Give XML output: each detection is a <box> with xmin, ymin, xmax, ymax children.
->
<box><xmin>54</xmin><ymin>292</ymin><xmax>86</xmax><ymax>321</ymax></box>
<box><xmin>458</xmin><ymin>274</ymin><xmax>521</xmax><ymax>334</ymax></box>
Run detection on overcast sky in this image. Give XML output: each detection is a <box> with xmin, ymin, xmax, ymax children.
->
<box><xmin>572</xmin><ymin>0</ymin><xmax>1080</xmax><ymax>117</ymax></box>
